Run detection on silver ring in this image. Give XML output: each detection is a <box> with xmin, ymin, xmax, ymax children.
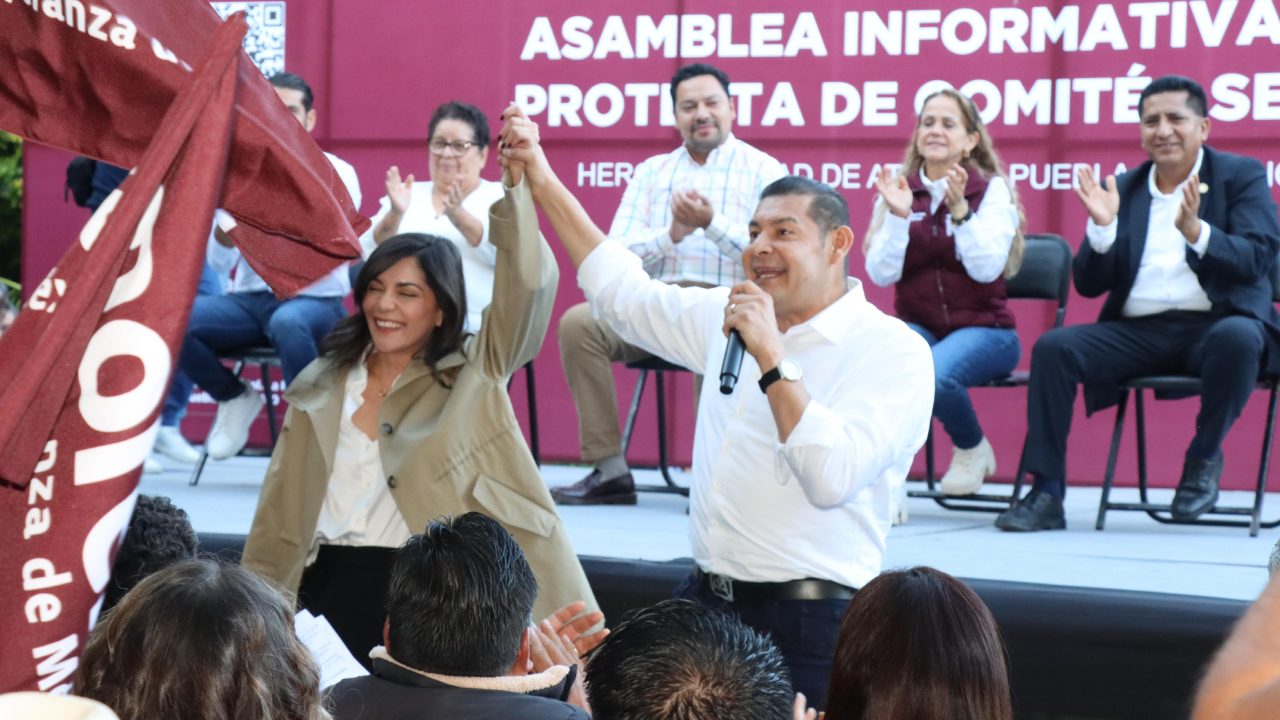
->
<box><xmin>729</xmin><ymin>303</ymin><xmax>737</xmax><ymax>314</ymax></box>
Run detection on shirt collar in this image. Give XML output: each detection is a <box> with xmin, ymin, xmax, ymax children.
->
<box><xmin>1147</xmin><ymin>147</ymin><xmax>1204</xmax><ymax>199</ymax></box>
<box><xmin>792</xmin><ymin>278</ymin><xmax>866</xmax><ymax>345</ymax></box>
<box><xmin>918</xmin><ymin>168</ymin><xmax>949</xmax><ymax>201</ymax></box>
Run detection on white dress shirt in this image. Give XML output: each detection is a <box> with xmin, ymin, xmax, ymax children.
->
<box><xmin>1086</xmin><ymin>149</ymin><xmax>1212</xmax><ymax>317</ymax></box>
<box><xmin>309</xmin><ymin>356</ymin><xmax>412</xmax><ymax>563</ymax></box>
<box><xmin>208</xmin><ymin>152</ymin><xmax>363</xmax><ymax>297</ymax></box>
<box><xmin>865</xmin><ymin>172</ymin><xmax>1019</xmax><ymax>286</ymax></box>
<box><xmin>579</xmin><ymin>240</ymin><xmax>934</xmax><ymax>589</ymax></box>
<box><xmin>361</xmin><ymin>179</ymin><xmax>505</xmax><ymax>332</ymax></box>
<box><xmin>610</xmin><ymin>134</ymin><xmax>786</xmax><ymax>287</ymax></box>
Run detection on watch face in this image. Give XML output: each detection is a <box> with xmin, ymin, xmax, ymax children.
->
<box><xmin>779</xmin><ymin>358</ymin><xmax>802</xmax><ymax>381</ymax></box>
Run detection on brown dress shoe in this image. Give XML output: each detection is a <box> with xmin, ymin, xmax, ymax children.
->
<box><xmin>552</xmin><ymin>469</ymin><xmax>637</xmax><ymax>505</ymax></box>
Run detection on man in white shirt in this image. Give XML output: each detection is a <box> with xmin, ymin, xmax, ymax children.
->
<box><xmin>173</xmin><ymin>71</ymin><xmax>362</xmax><ymax>462</ymax></box>
<box><xmin>998</xmin><ymin>76</ymin><xmax>1280</xmax><ymax>531</ymax></box>
<box><xmin>496</xmin><ymin>105</ymin><xmax>933</xmax><ymax>707</ymax></box>
<box><xmin>553</xmin><ymin>63</ymin><xmax>787</xmax><ymax>505</ymax></box>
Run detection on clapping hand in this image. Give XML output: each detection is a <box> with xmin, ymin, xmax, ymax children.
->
<box><xmin>793</xmin><ymin>692</ymin><xmax>823</xmax><ymax>720</ymax></box>
<box><xmin>527</xmin><ymin>601</ymin><xmax>605</xmax><ymax>714</ymax></box>
<box><xmin>1074</xmin><ymin>166</ymin><xmax>1120</xmax><ymax>227</ymax></box>
<box><xmin>873</xmin><ymin>167</ymin><xmax>912</xmax><ymax>219</ymax></box>
<box><xmin>1176</xmin><ymin>173</ymin><xmax>1203</xmax><ymax>244</ymax></box>
<box><xmin>385</xmin><ymin>165</ymin><xmax>414</xmax><ymax>214</ymax></box>
<box><xmin>943</xmin><ymin>163</ymin><xmax>970</xmax><ymax>220</ymax></box>
<box><xmin>672</xmin><ymin>189</ymin><xmax>714</xmax><ymax>229</ymax></box>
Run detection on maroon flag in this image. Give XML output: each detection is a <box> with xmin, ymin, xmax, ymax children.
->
<box><xmin>0</xmin><ymin>0</ymin><xmax>368</xmax><ymax>296</ymax></box>
<box><xmin>0</xmin><ymin>13</ymin><xmax>246</xmax><ymax>693</ymax></box>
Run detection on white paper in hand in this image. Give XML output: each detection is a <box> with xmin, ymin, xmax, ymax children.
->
<box><xmin>294</xmin><ymin>609</ymin><xmax>369</xmax><ymax>689</ymax></box>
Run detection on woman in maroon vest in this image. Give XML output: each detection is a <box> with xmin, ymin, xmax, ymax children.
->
<box><xmin>864</xmin><ymin>89</ymin><xmax>1026</xmax><ymax>496</ymax></box>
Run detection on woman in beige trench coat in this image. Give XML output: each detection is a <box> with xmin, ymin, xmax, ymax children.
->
<box><xmin>241</xmin><ymin>165</ymin><xmax>596</xmax><ymax>663</ymax></box>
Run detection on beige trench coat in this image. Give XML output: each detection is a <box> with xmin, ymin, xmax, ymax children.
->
<box><xmin>241</xmin><ymin>178</ymin><xmax>597</xmax><ymax>620</ymax></box>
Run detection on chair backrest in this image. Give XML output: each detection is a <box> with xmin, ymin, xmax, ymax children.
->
<box><xmin>1005</xmin><ymin>233</ymin><xmax>1072</xmax><ymax>329</ymax></box>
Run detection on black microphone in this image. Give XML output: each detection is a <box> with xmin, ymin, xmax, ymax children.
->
<box><xmin>719</xmin><ymin>330</ymin><xmax>745</xmax><ymax>395</ymax></box>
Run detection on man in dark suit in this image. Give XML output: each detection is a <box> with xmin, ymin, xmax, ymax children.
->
<box><xmin>998</xmin><ymin>75</ymin><xmax>1280</xmax><ymax>532</ymax></box>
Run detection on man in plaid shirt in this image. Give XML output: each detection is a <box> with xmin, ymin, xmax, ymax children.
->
<box><xmin>553</xmin><ymin>63</ymin><xmax>786</xmax><ymax>506</ymax></box>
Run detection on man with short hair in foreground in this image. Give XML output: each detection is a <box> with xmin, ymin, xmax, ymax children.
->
<box><xmin>328</xmin><ymin>513</ymin><xmax>593</xmax><ymax>720</ymax></box>
<box><xmin>586</xmin><ymin>599</ymin><xmax>795</xmax><ymax>720</ymax></box>
<box><xmin>497</xmin><ymin>105</ymin><xmax>933</xmax><ymax>707</ymax></box>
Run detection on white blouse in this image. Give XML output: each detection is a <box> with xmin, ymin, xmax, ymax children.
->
<box><xmin>308</xmin><ymin>357</ymin><xmax>412</xmax><ymax>564</ymax></box>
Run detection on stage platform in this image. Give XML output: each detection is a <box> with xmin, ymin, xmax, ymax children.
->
<box><xmin>142</xmin><ymin>458</ymin><xmax>1276</xmax><ymax>602</ymax></box>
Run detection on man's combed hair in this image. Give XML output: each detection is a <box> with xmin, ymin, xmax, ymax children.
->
<box><xmin>268</xmin><ymin>71</ymin><xmax>314</xmax><ymax>112</ymax></box>
<box><xmin>759</xmin><ymin>175</ymin><xmax>850</xmax><ymax>237</ymax></box>
<box><xmin>586</xmin><ymin>599</ymin><xmax>793</xmax><ymax>720</ymax></box>
<box><xmin>102</xmin><ymin>495</ymin><xmax>198</xmax><ymax>611</ymax></box>
<box><xmin>670</xmin><ymin>63</ymin><xmax>731</xmax><ymax>104</ymax></box>
<box><xmin>1139</xmin><ymin>75</ymin><xmax>1208</xmax><ymax>118</ymax></box>
<box><xmin>386</xmin><ymin>512</ymin><xmax>538</xmax><ymax>676</ymax></box>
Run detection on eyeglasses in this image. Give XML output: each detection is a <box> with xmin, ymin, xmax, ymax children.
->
<box><xmin>428</xmin><ymin>139</ymin><xmax>478</xmax><ymax>156</ymax></box>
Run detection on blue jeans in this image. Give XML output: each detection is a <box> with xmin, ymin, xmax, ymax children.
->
<box><xmin>907</xmin><ymin>324</ymin><xmax>1020</xmax><ymax>450</ymax></box>
<box><xmin>178</xmin><ymin>291</ymin><xmax>346</xmax><ymax>402</ymax></box>
<box><xmin>162</xmin><ymin>263</ymin><xmax>225</xmax><ymax>426</ymax></box>
<box><xmin>675</xmin><ymin>573</ymin><xmax>850</xmax><ymax>709</ymax></box>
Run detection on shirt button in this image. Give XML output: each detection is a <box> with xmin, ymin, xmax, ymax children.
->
<box><xmin>380</xmin><ymin>423</ymin><xmax>393</xmax><ymax>436</ymax></box>
<box><xmin>387</xmin><ymin>475</ymin><xmax>397</xmax><ymax>489</ymax></box>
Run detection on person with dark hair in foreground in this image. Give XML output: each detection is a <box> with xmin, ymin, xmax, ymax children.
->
<box><xmin>241</xmin><ymin>149</ymin><xmax>595</xmax><ymax>668</ymax></box>
<box><xmin>75</xmin><ymin>560</ymin><xmax>326</xmax><ymax>720</ymax></box>
<box><xmin>824</xmin><ymin>567</ymin><xmax>1013</xmax><ymax>720</ymax></box>
<box><xmin>585</xmin><ymin>599</ymin><xmax>794</xmax><ymax>720</ymax></box>
<box><xmin>100</xmin><ymin>494</ymin><xmax>198</xmax><ymax>612</ymax></box>
<box><xmin>998</xmin><ymin>75</ymin><xmax>1280</xmax><ymax>531</ymax></box>
<box><xmin>497</xmin><ymin>106</ymin><xmax>933</xmax><ymax>707</ymax></box>
<box><xmin>329</xmin><ymin>513</ymin><xmax>593</xmax><ymax>720</ymax></box>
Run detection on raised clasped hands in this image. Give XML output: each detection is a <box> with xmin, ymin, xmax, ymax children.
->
<box><xmin>1074</xmin><ymin>165</ymin><xmax>1120</xmax><ymax>227</ymax></box>
<box><xmin>724</xmin><ymin>281</ymin><xmax>785</xmax><ymax>369</ymax></box>
<box><xmin>497</xmin><ymin>103</ymin><xmax>547</xmax><ymax>189</ymax></box>
<box><xmin>385</xmin><ymin>165</ymin><xmax>414</xmax><ymax>214</ymax></box>
<box><xmin>873</xmin><ymin>166</ymin><xmax>912</xmax><ymax>219</ymax></box>
<box><xmin>671</xmin><ymin>189</ymin><xmax>714</xmax><ymax>229</ymax></box>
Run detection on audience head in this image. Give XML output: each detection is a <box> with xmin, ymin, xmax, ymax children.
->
<box><xmin>824</xmin><ymin>566</ymin><xmax>1012</xmax><ymax>720</ymax></box>
<box><xmin>102</xmin><ymin>494</ymin><xmax>198</xmax><ymax>612</ymax></box>
<box><xmin>1137</xmin><ymin>75</ymin><xmax>1210</xmax><ymax>175</ymax></box>
<box><xmin>586</xmin><ymin>599</ymin><xmax>793</xmax><ymax>720</ymax></box>
<box><xmin>670</xmin><ymin>64</ymin><xmax>735</xmax><ymax>161</ymax></box>
<box><xmin>385</xmin><ymin>512</ymin><xmax>538</xmax><ymax>676</ymax></box>
<box><xmin>427</xmin><ymin>101</ymin><xmax>491</xmax><ymax>190</ymax></box>
<box><xmin>75</xmin><ymin>559</ymin><xmax>326</xmax><ymax>720</ymax></box>
<box><xmin>322</xmin><ymin>233</ymin><xmax>467</xmax><ymax>373</ymax></box>
<box><xmin>268</xmin><ymin>71</ymin><xmax>316</xmax><ymax>131</ymax></box>
<box><xmin>747</xmin><ymin>176</ymin><xmax>854</xmax><ymax>326</ymax></box>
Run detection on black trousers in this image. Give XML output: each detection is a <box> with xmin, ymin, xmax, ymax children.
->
<box><xmin>1024</xmin><ymin>311</ymin><xmax>1267</xmax><ymax>497</ymax></box>
<box><xmin>297</xmin><ymin>545</ymin><xmax>396</xmax><ymax>671</ymax></box>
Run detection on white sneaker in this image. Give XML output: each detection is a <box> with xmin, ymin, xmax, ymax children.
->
<box><xmin>152</xmin><ymin>425</ymin><xmax>201</xmax><ymax>464</ymax></box>
<box><xmin>940</xmin><ymin>437</ymin><xmax>996</xmax><ymax>496</ymax></box>
<box><xmin>143</xmin><ymin>456</ymin><xmax>163</xmax><ymax>474</ymax></box>
<box><xmin>890</xmin><ymin>480</ymin><xmax>909</xmax><ymax>526</ymax></box>
<box><xmin>206</xmin><ymin>383</ymin><xmax>264</xmax><ymax>461</ymax></box>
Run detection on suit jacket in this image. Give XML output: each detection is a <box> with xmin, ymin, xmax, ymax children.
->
<box><xmin>1072</xmin><ymin>145</ymin><xmax>1280</xmax><ymax>411</ymax></box>
<box><xmin>241</xmin><ymin>178</ymin><xmax>598</xmax><ymax>621</ymax></box>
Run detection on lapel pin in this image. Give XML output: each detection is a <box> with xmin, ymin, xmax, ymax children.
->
<box><xmin>1199</xmin><ymin>182</ymin><xmax>1209</xmax><ymax>194</ymax></box>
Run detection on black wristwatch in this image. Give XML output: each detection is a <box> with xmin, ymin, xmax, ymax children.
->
<box><xmin>759</xmin><ymin>359</ymin><xmax>802</xmax><ymax>393</ymax></box>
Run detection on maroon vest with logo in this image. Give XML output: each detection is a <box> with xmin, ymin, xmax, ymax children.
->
<box><xmin>893</xmin><ymin>168</ymin><xmax>1015</xmax><ymax>339</ymax></box>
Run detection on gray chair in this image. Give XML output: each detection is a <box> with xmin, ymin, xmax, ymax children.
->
<box><xmin>910</xmin><ymin>233</ymin><xmax>1073</xmax><ymax>512</ymax></box>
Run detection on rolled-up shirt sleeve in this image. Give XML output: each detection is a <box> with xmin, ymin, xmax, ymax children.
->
<box><xmin>776</xmin><ymin>331</ymin><xmax>934</xmax><ymax>509</ymax></box>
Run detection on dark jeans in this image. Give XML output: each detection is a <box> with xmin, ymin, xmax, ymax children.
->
<box><xmin>179</xmin><ymin>291</ymin><xmax>345</xmax><ymax>401</ymax></box>
<box><xmin>297</xmin><ymin>545</ymin><xmax>396</xmax><ymax>671</ymax></box>
<box><xmin>1025</xmin><ymin>311</ymin><xmax>1266</xmax><ymax>498</ymax></box>
<box><xmin>675</xmin><ymin>572</ymin><xmax>850</xmax><ymax>709</ymax></box>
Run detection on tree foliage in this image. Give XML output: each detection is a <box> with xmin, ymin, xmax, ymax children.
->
<box><xmin>0</xmin><ymin>131</ymin><xmax>21</xmax><ymax>296</ymax></box>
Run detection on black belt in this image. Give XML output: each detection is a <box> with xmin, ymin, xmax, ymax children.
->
<box><xmin>696</xmin><ymin>569</ymin><xmax>856</xmax><ymax>603</ymax></box>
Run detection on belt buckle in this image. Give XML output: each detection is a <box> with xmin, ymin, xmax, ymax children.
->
<box><xmin>709</xmin><ymin>573</ymin><xmax>734</xmax><ymax>603</ymax></box>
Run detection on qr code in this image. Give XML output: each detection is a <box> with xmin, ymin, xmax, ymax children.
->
<box><xmin>211</xmin><ymin>2</ymin><xmax>286</xmax><ymax>76</ymax></box>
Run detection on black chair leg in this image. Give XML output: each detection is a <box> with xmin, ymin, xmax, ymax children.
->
<box><xmin>190</xmin><ymin>359</ymin><xmax>247</xmax><ymax>487</ymax></box>
<box><xmin>525</xmin><ymin>362</ymin><xmax>540</xmax><ymax>467</ymax></box>
<box><xmin>621</xmin><ymin>370</ymin><xmax>648</xmax><ymax>454</ymax></box>
<box><xmin>260</xmin><ymin>361</ymin><xmax>279</xmax><ymax>445</ymax></box>
<box><xmin>1095</xmin><ymin>391</ymin><xmax>1130</xmax><ymax>530</ymax></box>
